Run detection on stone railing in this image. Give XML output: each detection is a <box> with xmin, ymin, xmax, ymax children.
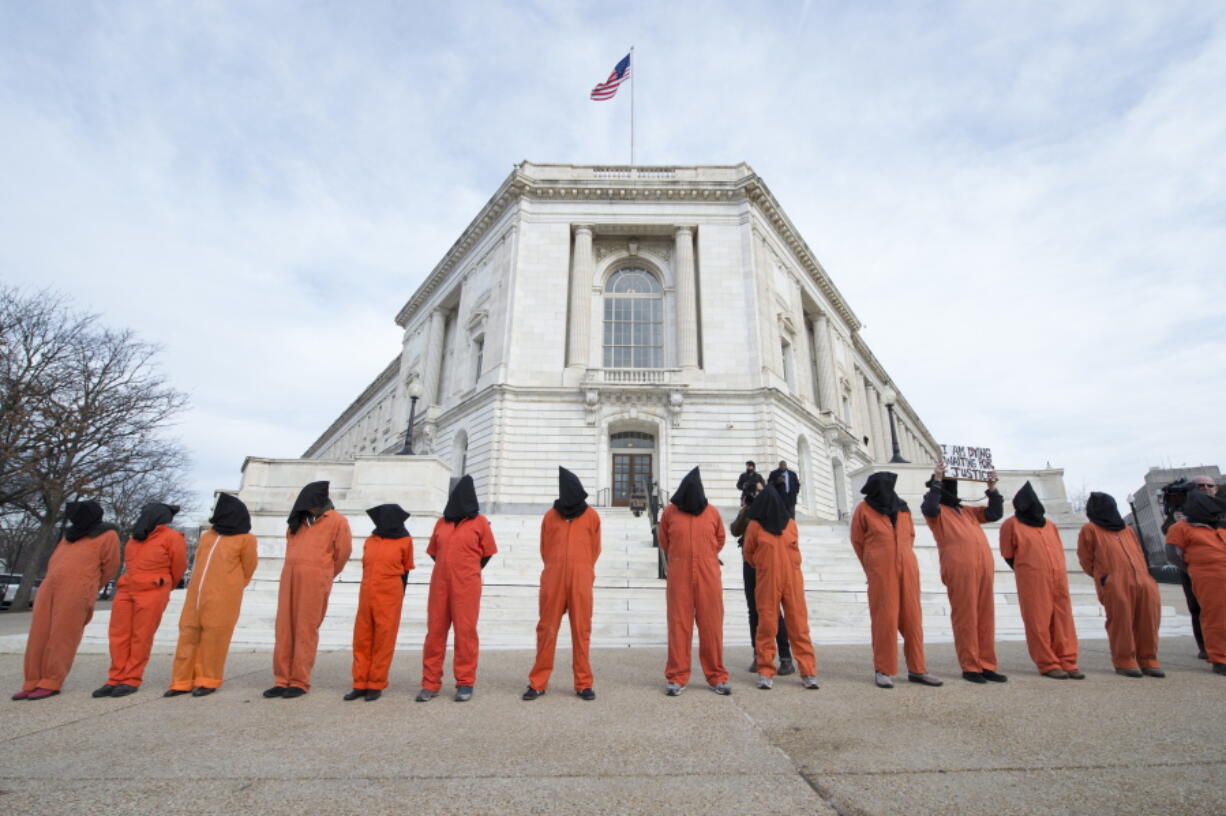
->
<box><xmin>583</xmin><ymin>368</ymin><xmax>679</xmax><ymax>385</ymax></box>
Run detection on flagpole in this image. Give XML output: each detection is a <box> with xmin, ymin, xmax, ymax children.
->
<box><xmin>629</xmin><ymin>45</ymin><xmax>635</xmax><ymax>166</ymax></box>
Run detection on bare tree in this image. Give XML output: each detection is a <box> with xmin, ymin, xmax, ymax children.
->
<box><xmin>0</xmin><ymin>286</ymin><xmax>192</xmax><ymax>610</ymax></box>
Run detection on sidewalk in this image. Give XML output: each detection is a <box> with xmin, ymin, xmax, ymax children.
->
<box><xmin>2</xmin><ymin>636</ymin><xmax>1221</xmax><ymax>815</ymax></box>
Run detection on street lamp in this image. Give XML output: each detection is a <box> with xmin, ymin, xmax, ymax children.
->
<box><xmin>881</xmin><ymin>385</ymin><xmax>909</xmax><ymax>464</ymax></box>
<box><xmin>398</xmin><ymin>378</ymin><xmax>425</xmax><ymax>455</ymax></box>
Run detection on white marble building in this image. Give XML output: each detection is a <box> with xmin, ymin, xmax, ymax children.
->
<box><xmin>305</xmin><ymin>162</ymin><xmax>939</xmax><ymax>518</ymax></box>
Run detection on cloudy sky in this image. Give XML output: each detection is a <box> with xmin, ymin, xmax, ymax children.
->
<box><xmin>2</xmin><ymin>1</ymin><xmax>1223</xmax><ymax>520</ymax></box>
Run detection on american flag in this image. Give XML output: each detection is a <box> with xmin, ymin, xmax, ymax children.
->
<box><xmin>590</xmin><ymin>53</ymin><xmax>632</xmax><ymax>101</ymax></box>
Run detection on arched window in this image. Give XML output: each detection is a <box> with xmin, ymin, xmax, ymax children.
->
<box><xmin>603</xmin><ymin>268</ymin><xmax>663</xmax><ymax>369</ymax></box>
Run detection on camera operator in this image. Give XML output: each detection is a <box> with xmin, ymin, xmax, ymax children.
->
<box><xmin>1164</xmin><ymin>477</ymin><xmax>1217</xmax><ymax>660</ymax></box>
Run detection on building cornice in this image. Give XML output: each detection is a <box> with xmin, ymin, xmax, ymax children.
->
<box><xmin>302</xmin><ymin>356</ymin><xmax>401</xmax><ymax>458</ymax></box>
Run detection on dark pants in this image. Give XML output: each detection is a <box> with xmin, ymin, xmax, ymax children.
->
<box><xmin>1180</xmin><ymin>568</ymin><xmax>1204</xmax><ymax>652</ymax></box>
<box><xmin>742</xmin><ymin>558</ymin><xmax>790</xmax><ymax>659</ymax></box>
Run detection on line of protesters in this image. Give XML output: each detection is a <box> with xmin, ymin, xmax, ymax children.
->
<box><xmin>12</xmin><ymin>463</ymin><xmax>1226</xmax><ymax>703</ymax></box>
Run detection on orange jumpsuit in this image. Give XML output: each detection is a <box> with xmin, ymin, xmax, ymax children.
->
<box><xmin>168</xmin><ymin>530</ymin><xmax>258</xmax><ymax>691</ymax></box>
<box><xmin>351</xmin><ymin>535</ymin><xmax>415</xmax><ymax>690</ymax></box>
<box><xmin>1166</xmin><ymin>521</ymin><xmax>1226</xmax><ymax>665</ymax></box>
<box><xmin>22</xmin><ymin>531</ymin><xmax>120</xmax><ymax>692</ymax></box>
<box><xmin>1077</xmin><ymin>523</ymin><xmax>1161</xmax><ymax>670</ymax></box>
<box><xmin>528</xmin><ymin>507</ymin><xmax>601</xmax><ymax>692</ymax></box>
<box><xmin>421</xmin><ymin>516</ymin><xmax>497</xmax><ymax>691</ymax></box>
<box><xmin>851</xmin><ymin>503</ymin><xmax>926</xmax><ymax>675</ymax></box>
<box><xmin>999</xmin><ymin>517</ymin><xmax>1079</xmax><ymax>674</ymax></box>
<box><xmin>658</xmin><ymin>503</ymin><xmax>728</xmax><ymax>686</ymax></box>
<box><xmin>272</xmin><ymin>510</ymin><xmax>352</xmax><ymax>691</ymax></box>
<box><xmin>924</xmin><ymin>504</ymin><xmax>998</xmax><ymax>673</ymax></box>
<box><xmin>743</xmin><ymin>518</ymin><xmax>817</xmax><ymax>678</ymax></box>
<box><xmin>106</xmin><ymin>525</ymin><xmax>187</xmax><ymax>686</ymax></box>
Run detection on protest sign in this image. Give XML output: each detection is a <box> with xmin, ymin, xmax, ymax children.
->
<box><xmin>940</xmin><ymin>444</ymin><xmax>995</xmax><ymax>481</ymax></box>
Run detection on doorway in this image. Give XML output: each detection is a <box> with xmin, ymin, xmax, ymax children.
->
<box><xmin>611</xmin><ymin>431</ymin><xmax>654</xmax><ymax>507</ymax></box>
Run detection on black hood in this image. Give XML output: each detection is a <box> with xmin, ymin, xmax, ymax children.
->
<box><xmin>861</xmin><ymin>472</ymin><xmax>908</xmax><ymax>521</ymax></box>
<box><xmin>132</xmin><ymin>502</ymin><xmax>179</xmax><ymax>541</ymax></box>
<box><xmin>670</xmin><ymin>467</ymin><xmax>708</xmax><ymax>516</ymax></box>
<box><xmin>553</xmin><ymin>467</ymin><xmax>589</xmax><ymax>520</ymax></box>
<box><xmin>443</xmin><ymin>475</ymin><xmax>480</xmax><ymax>523</ymax></box>
<box><xmin>287</xmin><ymin>481</ymin><xmax>330</xmax><ymax>534</ymax></box>
<box><xmin>747</xmin><ymin>485</ymin><xmax>789</xmax><ymax>536</ymax></box>
<box><xmin>926</xmin><ymin>477</ymin><xmax>961</xmax><ymax>508</ymax></box>
<box><xmin>210</xmin><ymin>493</ymin><xmax>252</xmax><ymax>536</ymax></box>
<box><xmin>64</xmin><ymin>500</ymin><xmax>105</xmax><ymax>542</ymax></box>
<box><xmin>1085</xmin><ymin>492</ymin><xmax>1125</xmax><ymax>532</ymax></box>
<box><xmin>1012</xmin><ymin>481</ymin><xmax>1046</xmax><ymax>528</ymax></box>
<box><xmin>366</xmin><ymin>503</ymin><xmax>411</xmax><ymax>538</ymax></box>
<box><xmin>1183</xmin><ymin>491</ymin><xmax>1226</xmax><ymax>528</ymax></box>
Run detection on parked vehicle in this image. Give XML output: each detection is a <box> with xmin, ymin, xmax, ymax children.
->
<box><xmin>0</xmin><ymin>574</ymin><xmax>41</xmax><ymax>609</ymax></box>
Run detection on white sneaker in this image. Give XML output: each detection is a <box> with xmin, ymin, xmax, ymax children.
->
<box><xmin>709</xmin><ymin>682</ymin><xmax>732</xmax><ymax>695</ymax></box>
<box><xmin>756</xmin><ymin>675</ymin><xmax>773</xmax><ymax>690</ymax></box>
<box><xmin>801</xmin><ymin>675</ymin><xmax>820</xmax><ymax>690</ymax></box>
<box><xmin>875</xmin><ymin>672</ymin><xmax>894</xmax><ymax>689</ymax></box>
<box><xmin>665</xmin><ymin>682</ymin><xmax>686</xmax><ymax>696</ymax></box>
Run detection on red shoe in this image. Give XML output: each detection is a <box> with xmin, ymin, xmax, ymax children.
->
<box><xmin>27</xmin><ymin>688</ymin><xmax>60</xmax><ymax>700</ymax></box>
<box><xmin>11</xmin><ymin>690</ymin><xmax>31</xmax><ymax>700</ymax></box>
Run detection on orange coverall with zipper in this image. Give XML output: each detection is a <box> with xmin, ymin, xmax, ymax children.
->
<box><xmin>107</xmin><ymin>525</ymin><xmax>187</xmax><ymax>686</ymax></box>
<box><xmin>1077</xmin><ymin>523</ymin><xmax>1161</xmax><ymax>670</ymax></box>
<box><xmin>658</xmin><ymin>504</ymin><xmax>728</xmax><ymax>686</ymax></box>
<box><xmin>999</xmin><ymin>517</ymin><xmax>1079</xmax><ymax>674</ymax></box>
<box><xmin>528</xmin><ymin>507</ymin><xmax>602</xmax><ymax>692</ymax></box>
<box><xmin>22</xmin><ymin>531</ymin><xmax>120</xmax><ymax>692</ymax></box>
<box><xmin>168</xmin><ymin>530</ymin><xmax>258</xmax><ymax>691</ymax></box>
<box><xmin>273</xmin><ymin>510</ymin><xmax>352</xmax><ymax>691</ymax></box>
<box><xmin>421</xmin><ymin>516</ymin><xmax>497</xmax><ymax>691</ymax></box>
<box><xmin>351</xmin><ymin>535</ymin><xmax>415</xmax><ymax>690</ymax></box>
<box><xmin>743</xmin><ymin>518</ymin><xmax>817</xmax><ymax>678</ymax></box>
<box><xmin>925</xmin><ymin>506</ymin><xmax>998</xmax><ymax>673</ymax></box>
<box><xmin>850</xmin><ymin>503</ymin><xmax>927</xmax><ymax>676</ymax></box>
<box><xmin>1166</xmin><ymin>521</ymin><xmax>1226</xmax><ymax>664</ymax></box>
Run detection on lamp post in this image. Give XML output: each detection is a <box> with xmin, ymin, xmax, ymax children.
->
<box><xmin>397</xmin><ymin>379</ymin><xmax>425</xmax><ymax>455</ymax></box>
<box><xmin>881</xmin><ymin>385</ymin><xmax>909</xmax><ymax>464</ymax></box>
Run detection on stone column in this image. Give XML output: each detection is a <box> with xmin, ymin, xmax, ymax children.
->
<box><xmin>422</xmin><ymin>308</ymin><xmax>447</xmax><ymax>407</ymax></box>
<box><xmin>674</xmin><ymin>227</ymin><xmax>699</xmax><ymax>370</ymax></box>
<box><xmin>865</xmin><ymin>382</ymin><xmax>886</xmax><ymax>460</ymax></box>
<box><xmin>813</xmin><ymin>313</ymin><xmax>838</xmax><ymax>412</ymax></box>
<box><xmin>879</xmin><ymin>400</ymin><xmax>894</xmax><ymax>460</ymax></box>
<box><xmin>567</xmin><ymin>225</ymin><xmax>594</xmax><ymax>368</ymax></box>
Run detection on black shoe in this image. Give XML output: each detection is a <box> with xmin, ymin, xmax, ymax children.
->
<box><xmin>1198</xmin><ymin>649</ymin><xmax>1208</xmax><ymax>660</ymax></box>
<box><xmin>191</xmin><ymin>687</ymin><xmax>216</xmax><ymax>697</ymax></box>
<box><xmin>907</xmin><ymin>672</ymin><xmax>943</xmax><ymax>687</ymax></box>
<box><xmin>262</xmin><ymin>686</ymin><xmax>286</xmax><ymax>698</ymax></box>
<box><xmin>962</xmin><ymin>671</ymin><xmax>987</xmax><ymax>684</ymax></box>
<box><xmin>92</xmin><ymin>684</ymin><xmax>117</xmax><ymax>698</ymax></box>
<box><xmin>110</xmin><ymin>684</ymin><xmax>138</xmax><ymax>697</ymax></box>
<box><xmin>1115</xmin><ymin>668</ymin><xmax>1143</xmax><ymax>678</ymax></box>
<box><xmin>1141</xmin><ymin>668</ymin><xmax>1166</xmax><ymax>678</ymax></box>
<box><xmin>163</xmin><ymin>689</ymin><xmax>189</xmax><ymax>697</ymax></box>
<box><xmin>981</xmin><ymin>670</ymin><xmax>1007</xmax><ymax>683</ymax></box>
<box><xmin>343</xmin><ymin>688</ymin><xmax>366</xmax><ymax>701</ymax></box>
<box><xmin>282</xmin><ymin>686</ymin><xmax>306</xmax><ymax>698</ymax></box>
<box><xmin>577</xmin><ymin>688</ymin><xmax>596</xmax><ymax>701</ymax></box>
<box><xmin>522</xmin><ymin>686</ymin><xmax>545</xmax><ymax>701</ymax></box>
<box><xmin>1213</xmin><ymin>663</ymin><xmax>1226</xmax><ymax>676</ymax></box>
<box><xmin>777</xmin><ymin>657</ymin><xmax>796</xmax><ymax>676</ymax></box>
<box><xmin>364</xmin><ymin>690</ymin><xmax>382</xmax><ymax>702</ymax></box>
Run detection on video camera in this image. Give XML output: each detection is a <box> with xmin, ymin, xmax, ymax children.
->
<box><xmin>1159</xmin><ymin>478</ymin><xmax>1193</xmax><ymax>534</ymax></box>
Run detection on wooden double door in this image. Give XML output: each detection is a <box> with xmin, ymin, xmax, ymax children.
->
<box><xmin>612</xmin><ymin>453</ymin><xmax>653</xmax><ymax>507</ymax></box>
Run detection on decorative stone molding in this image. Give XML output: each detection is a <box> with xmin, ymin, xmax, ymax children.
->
<box><xmin>465</xmin><ymin>308</ymin><xmax>489</xmax><ymax>336</ymax></box>
<box><xmin>777</xmin><ymin>312</ymin><xmax>797</xmax><ymax>337</ymax></box>
<box><xmin>668</xmin><ymin>390</ymin><xmax>684</xmax><ymax>428</ymax></box>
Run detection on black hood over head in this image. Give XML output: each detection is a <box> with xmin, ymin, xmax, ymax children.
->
<box><xmin>1183</xmin><ymin>491</ymin><xmax>1226</xmax><ymax>528</ymax></box>
<box><xmin>670</xmin><ymin>467</ymin><xmax>708</xmax><ymax>516</ymax></box>
<box><xmin>64</xmin><ymin>500</ymin><xmax>105</xmax><ymax>542</ymax></box>
<box><xmin>443</xmin><ymin>475</ymin><xmax>480</xmax><ymax>523</ymax></box>
<box><xmin>554</xmin><ymin>467</ymin><xmax>589</xmax><ymax>520</ymax></box>
<box><xmin>747</xmin><ymin>485</ymin><xmax>789</xmax><ymax>536</ymax></box>
<box><xmin>366</xmin><ymin>503</ymin><xmax>411</xmax><ymax>538</ymax></box>
<box><xmin>937</xmin><ymin>477</ymin><xmax>961</xmax><ymax>508</ymax></box>
<box><xmin>132</xmin><ymin>502</ymin><xmax>179</xmax><ymax>541</ymax></box>
<box><xmin>287</xmin><ymin>481</ymin><xmax>330</xmax><ymax>534</ymax></box>
<box><xmin>1085</xmin><ymin>492</ymin><xmax>1126</xmax><ymax>532</ymax></box>
<box><xmin>1012</xmin><ymin>481</ymin><xmax>1046</xmax><ymax>528</ymax></box>
<box><xmin>861</xmin><ymin>472</ymin><xmax>908</xmax><ymax>521</ymax></box>
<box><xmin>210</xmin><ymin>493</ymin><xmax>252</xmax><ymax>536</ymax></box>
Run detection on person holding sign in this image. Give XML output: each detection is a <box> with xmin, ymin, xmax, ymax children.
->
<box><xmin>921</xmin><ymin>463</ymin><xmax>1006</xmax><ymax>684</ymax></box>
<box><xmin>999</xmin><ymin>482</ymin><xmax>1083</xmax><ymax>679</ymax></box>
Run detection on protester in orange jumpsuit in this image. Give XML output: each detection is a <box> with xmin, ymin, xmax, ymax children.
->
<box><xmin>1165</xmin><ymin>491</ymin><xmax>1226</xmax><ymax>676</ymax></box>
<box><xmin>346</xmin><ymin>503</ymin><xmax>414</xmax><ymax>702</ymax></box>
<box><xmin>265</xmin><ymin>481</ymin><xmax>352</xmax><ymax>698</ymax></box>
<box><xmin>742</xmin><ymin>487</ymin><xmax>819</xmax><ymax>691</ymax></box>
<box><xmin>1077</xmin><ymin>492</ymin><xmax>1162</xmax><ymax>678</ymax></box>
<box><xmin>658</xmin><ymin>467</ymin><xmax>730</xmax><ymax>696</ymax></box>
<box><xmin>523</xmin><ymin>467</ymin><xmax>602</xmax><ymax>701</ymax></box>
<box><xmin>165</xmin><ymin>493</ymin><xmax>258</xmax><ymax>697</ymax></box>
<box><xmin>850</xmin><ymin>472</ymin><xmax>942</xmax><ymax>689</ymax></box>
<box><xmin>417</xmin><ymin>476</ymin><xmax>497</xmax><ymax>703</ymax></box>
<box><xmin>921</xmin><ymin>465</ymin><xmax>1006</xmax><ymax>684</ymax></box>
<box><xmin>14</xmin><ymin>501</ymin><xmax>120</xmax><ymax>701</ymax></box>
<box><xmin>999</xmin><ymin>482</ymin><xmax>1082</xmax><ymax>679</ymax></box>
<box><xmin>95</xmin><ymin>502</ymin><xmax>187</xmax><ymax>697</ymax></box>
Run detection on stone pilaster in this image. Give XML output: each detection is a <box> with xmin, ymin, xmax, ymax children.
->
<box><xmin>422</xmin><ymin>308</ymin><xmax>446</xmax><ymax>407</ymax></box>
<box><xmin>813</xmin><ymin>313</ymin><xmax>838</xmax><ymax>412</ymax></box>
<box><xmin>674</xmin><ymin>227</ymin><xmax>699</xmax><ymax>370</ymax></box>
<box><xmin>567</xmin><ymin>225</ymin><xmax>594</xmax><ymax>368</ymax></box>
